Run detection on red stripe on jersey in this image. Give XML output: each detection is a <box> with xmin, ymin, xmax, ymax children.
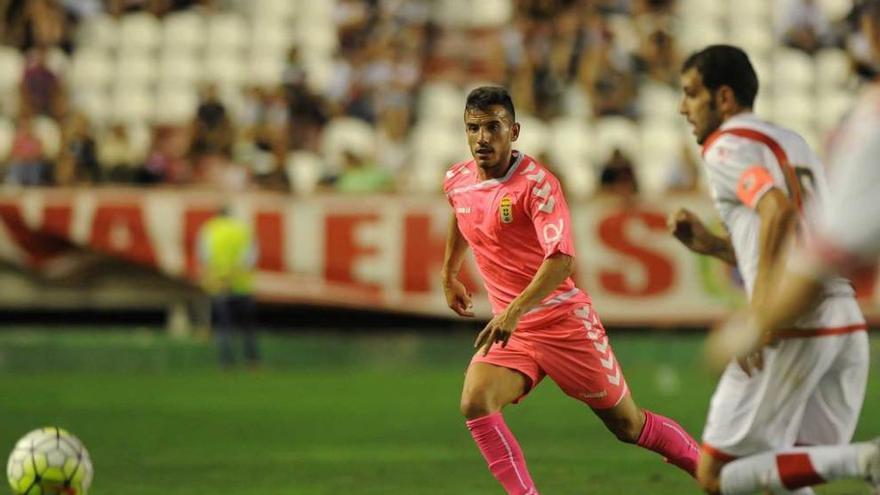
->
<box><xmin>776</xmin><ymin>453</ymin><xmax>825</xmax><ymax>489</ymax></box>
<box><xmin>701</xmin><ymin>443</ymin><xmax>738</xmax><ymax>463</ymax></box>
<box><xmin>777</xmin><ymin>323</ymin><xmax>867</xmax><ymax>339</ymax></box>
<box><xmin>702</xmin><ymin>128</ymin><xmax>804</xmax><ymax>213</ymax></box>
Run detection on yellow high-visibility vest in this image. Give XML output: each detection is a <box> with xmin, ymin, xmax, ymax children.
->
<box><xmin>199</xmin><ymin>216</ymin><xmax>256</xmax><ymax>295</ymax></box>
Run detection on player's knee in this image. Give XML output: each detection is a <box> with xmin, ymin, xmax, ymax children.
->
<box><xmin>459</xmin><ymin>389</ymin><xmax>499</xmax><ymax>419</ymax></box>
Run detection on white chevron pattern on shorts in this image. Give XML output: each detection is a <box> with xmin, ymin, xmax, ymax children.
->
<box><xmin>600</xmin><ymin>355</ymin><xmax>614</xmax><ymax>370</ymax></box>
<box><xmin>607</xmin><ymin>367</ymin><xmax>621</xmax><ymax>385</ymax></box>
<box><xmin>593</xmin><ymin>339</ymin><xmax>608</xmax><ymax>354</ymax></box>
<box><xmin>574</xmin><ymin>306</ymin><xmax>591</xmax><ymax>319</ymax></box>
<box><xmin>586</xmin><ymin>331</ymin><xmax>599</xmax><ymax>341</ymax></box>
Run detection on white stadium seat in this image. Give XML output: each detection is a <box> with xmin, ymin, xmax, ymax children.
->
<box><xmin>0</xmin><ymin>47</ymin><xmax>23</xmax><ymax>92</ymax></box>
<box><xmin>34</xmin><ymin>116</ymin><xmax>62</xmax><ymax>159</ymax></box>
<box><xmin>153</xmin><ymin>86</ymin><xmax>198</xmax><ymax>125</ymax></box>
<box><xmin>247</xmin><ymin>54</ymin><xmax>284</xmax><ymax>86</ymax></box>
<box><xmin>162</xmin><ymin>11</ymin><xmax>204</xmax><ymax>54</ymax></box>
<box><xmin>250</xmin><ymin>21</ymin><xmax>290</xmax><ymax>57</ymax></box>
<box><xmin>70</xmin><ymin>88</ymin><xmax>111</xmax><ymax>126</ymax></box>
<box><xmin>417</xmin><ymin>82</ymin><xmax>463</xmax><ymax>126</ymax></box>
<box><xmin>469</xmin><ymin>0</ymin><xmax>512</xmax><ymax>28</ymax></box>
<box><xmin>76</xmin><ymin>14</ymin><xmax>118</xmax><ymax>51</ymax></box>
<box><xmin>68</xmin><ymin>50</ymin><xmax>113</xmax><ymax>91</ymax></box>
<box><xmin>118</xmin><ymin>13</ymin><xmax>161</xmax><ymax>53</ymax></box>
<box><xmin>110</xmin><ymin>86</ymin><xmax>153</xmax><ymax>125</ymax></box>
<box><xmin>206</xmin><ymin>13</ymin><xmax>248</xmax><ymax>52</ymax></box>
<box><xmin>595</xmin><ymin>116</ymin><xmax>641</xmax><ymax>164</ymax></box>
<box><xmin>286</xmin><ymin>151</ymin><xmax>325</xmax><ymax>195</ymax></box>
<box><xmin>253</xmin><ymin>0</ymin><xmax>298</xmax><ymax>21</ymax></box>
<box><xmin>638</xmin><ymin>82</ymin><xmax>680</xmax><ymax>123</ymax></box>
<box><xmin>772</xmin><ymin>92</ymin><xmax>815</xmax><ymax>138</ymax></box>
<box><xmin>815</xmin><ymin>49</ymin><xmax>852</xmax><ymax>90</ymax></box>
<box><xmin>639</xmin><ymin>121</ymin><xmax>684</xmax><ymax>196</ymax></box>
<box><xmin>817</xmin><ymin>90</ymin><xmax>853</xmax><ymax>131</ymax></box>
<box><xmin>0</xmin><ymin>118</ymin><xmax>14</xmax><ymax>161</ymax></box>
<box><xmin>204</xmin><ymin>52</ymin><xmax>245</xmax><ymax>87</ymax></box>
<box><xmin>322</xmin><ymin>117</ymin><xmax>378</xmax><ymax>170</ymax></box>
<box><xmin>115</xmin><ymin>52</ymin><xmax>157</xmax><ymax>87</ymax></box>
<box><xmin>158</xmin><ymin>52</ymin><xmax>201</xmax><ymax>88</ymax></box>
<box><xmin>773</xmin><ymin>49</ymin><xmax>814</xmax><ymax>91</ymax></box>
<box><xmin>513</xmin><ymin>115</ymin><xmax>549</xmax><ymax>159</ymax></box>
<box><xmin>295</xmin><ymin>23</ymin><xmax>339</xmax><ymax>55</ymax></box>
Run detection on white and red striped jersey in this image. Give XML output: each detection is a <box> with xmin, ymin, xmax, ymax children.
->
<box><xmin>700</xmin><ymin>113</ymin><xmax>857</xmax><ymax>326</ymax></box>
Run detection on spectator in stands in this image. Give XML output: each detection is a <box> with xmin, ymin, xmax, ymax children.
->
<box><xmin>5</xmin><ymin>0</ymin><xmax>72</xmax><ymax>52</ymax></box>
<box><xmin>198</xmin><ymin>206</ymin><xmax>260</xmax><ymax>370</ymax></box>
<box><xmin>98</xmin><ymin>124</ymin><xmax>140</xmax><ymax>182</ymax></box>
<box><xmin>191</xmin><ymin>84</ymin><xmax>234</xmax><ymax>163</ymax></box>
<box><xmin>778</xmin><ymin>0</ymin><xmax>833</xmax><ymax>54</ymax></box>
<box><xmin>598</xmin><ymin>147</ymin><xmax>638</xmax><ymax>197</ymax></box>
<box><xmin>580</xmin><ymin>21</ymin><xmax>638</xmax><ymax>118</ymax></box>
<box><xmin>57</xmin><ymin>112</ymin><xmax>99</xmax><ymax>184</ymax></box>
<box><xmin>633</xmin><ymin>29</ymin><xmax>679</xmax><ymax>87</ymax></box>
<box><xmin>331</xmin><ymin>147</ymin><xmax>395</xmax><ymax>193</ymax></box>
<box><xmin>663</xmin><ymin>140</ymin><xmax>702</xmax><ymax>193</ymax></box>
<box><xmin>6</xmin><ymin>112</ymin><xmax>49</xmax><ymax>186</ymax></box>
<box><xmin>282</xmin><ymin>48</ymin><xmax>328</xmax><ymax>152</ymax></box>
<box><xmin>140</xmin><ymin>125</ymin><xmax>190</xmax><ymax>184</ymax></box>
<box><xmin>20</xmin><ymin>46</ymin><xmax>63</xmax><ymax>118</ymax></box>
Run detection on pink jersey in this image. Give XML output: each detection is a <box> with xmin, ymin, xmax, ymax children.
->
<box><xmin>443</xmin><ymin>150</ymin><xmax>590</xmax><ymax>329</ymax></box>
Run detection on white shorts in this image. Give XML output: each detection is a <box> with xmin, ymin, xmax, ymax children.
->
<box><xmin>702</xmin><ymin>299</ymin><xmax>868</xmax><ymax>460</ymax></box>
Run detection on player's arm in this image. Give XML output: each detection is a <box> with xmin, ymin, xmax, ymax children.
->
<box><xmin>475</xmin><ymin>172</ymin><xmax>576</xmax><ymax>354</ymax></box>
<box><xmin>751</xmin><ymin>188</ymin><xmax>799</xmax><ymax>314</ymax></box>
<box><xmin>724</xmin><ymin>188</ymin><xmax>798</xmax><ymax>375</ymax></box>
<box><xmin>441</xmin><ymin>211</ymin><xmax>474</xmax><ymax>317</ymax></box>
<box><xmin>474</xmin><ymin>253</ymin><xmax>573</xmax><ymax>354</ymax></box>
<box><xmin>669</xmin><ymin>208</ymin><xmax>737</xmax><ymax>265</ymax></box>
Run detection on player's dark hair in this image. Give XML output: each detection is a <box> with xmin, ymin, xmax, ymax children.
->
<box><xmin>682</xmin><ymin>45</ymin><xmax>759</xmax><ymax>108</ymax></box>
<box><xmin>464</xmin><ymin>86</ymin><xmax>516</xmax><ymax>121</ymax></box>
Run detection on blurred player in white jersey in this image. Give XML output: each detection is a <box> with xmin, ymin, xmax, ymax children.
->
<box><xmin>669</xmin><ymin>44</ymin><xmax>879</xmax><ymax>494</ymax></box>
<box><xmin>712</xmin><ymin>2</ymin><xmax>880</xmax><ymax>361</ymax></box>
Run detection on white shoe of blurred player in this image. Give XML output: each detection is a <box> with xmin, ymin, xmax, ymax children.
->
<box><xmin>861</xmin><ymin>438</ymin><xmax>880</xmax><ymax>493</ymax></box>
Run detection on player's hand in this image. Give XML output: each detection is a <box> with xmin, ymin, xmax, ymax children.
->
<box><xmin>736</xmin><ymin>349</ymin><xmax>765</xmax><ymax>377</ymax></box>
<box><xmin>443</xmin><ymin>278</ymin><xmax>474</xmax><ymax>317</ymax></box>
<box><xmin>668</xmin><ymin>208</ymin><xmax>714</xmax><ymax>255</ymax></box>
<box><xmin>704</xmin><ymin>311</ymin><xmax>765</xmax><ymax>375</ymax></box>
<box><xmin>474</xmin><ymin>308</ymin><xmax>521</xmax><ymax>356</ymax></box>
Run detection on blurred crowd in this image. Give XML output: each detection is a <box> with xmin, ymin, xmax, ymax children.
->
<box><xmin>0</xmin><ymin>0</ymin><xmax>865</xmax><ymax>196</ymax></box>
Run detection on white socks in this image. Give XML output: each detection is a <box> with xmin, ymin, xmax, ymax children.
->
<box><xmin>720</xmin><ymin>443</ymin><xmax>874</xmax><ymax>494</ymax></box>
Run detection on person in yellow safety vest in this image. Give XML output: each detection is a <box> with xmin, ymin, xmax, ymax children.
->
<box><xmin>198</xmin><ymin>206</ymin><xmax>260</xmax><ymax>368</ymax></box>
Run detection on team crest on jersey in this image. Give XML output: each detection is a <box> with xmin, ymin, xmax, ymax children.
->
<box><xmin>499</xmin><ymin>195</ymin><xmax>514</xmax><ymax>224</ymax></box>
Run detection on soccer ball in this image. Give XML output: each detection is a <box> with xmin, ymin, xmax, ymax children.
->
<box><xmin>6</xmin><ymin>427</ymin><xmax>93</xmax><ymax>495</ymax></box>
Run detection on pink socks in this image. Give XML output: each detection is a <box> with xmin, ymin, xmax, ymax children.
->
<box><xmin>636</xmin><ymin>410</ymin><xmax>700</xmax><ymax>477</ymax></box>
<box><xmin>466</xmin><ymin>412</ymin><xmax>539</xmax><ymax>495</ymax></box>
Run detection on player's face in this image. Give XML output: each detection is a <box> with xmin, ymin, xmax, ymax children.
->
<box><xmin>679</xmin><ymin>68</ymin><xmax>723</xmax><ymax>145</ymax></box>
<box><xmin>464</xmin><ymin>105</ymin><xmax>520</xmax><ymax>175</ymax></box>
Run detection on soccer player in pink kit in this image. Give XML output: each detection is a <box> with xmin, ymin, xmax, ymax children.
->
<box><xmin>672</xmin><ymin>44</ymin><xmax>878</xmax><ymax>495</ymax></box>
<box><xmin>442</xmin><ymin>86</ymin><xmax>699</xmax><ymax>495</ymax></box>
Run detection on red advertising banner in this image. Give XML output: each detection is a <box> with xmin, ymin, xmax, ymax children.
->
<box><xmin>0</xmin><ymin>188</ymin><xmax>877</xmax><ymax>325</ymax></box>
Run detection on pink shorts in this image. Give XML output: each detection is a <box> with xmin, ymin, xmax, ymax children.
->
<box><xmin>470</xmin><ymin>304</ymin><xmax>629</xmax><ymax>409</ymax></box>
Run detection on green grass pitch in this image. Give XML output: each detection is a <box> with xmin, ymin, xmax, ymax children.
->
<box><xmin>0</xmin><ymin>328</ymin><xmax>876</xmax><ymax>494</ymax></box>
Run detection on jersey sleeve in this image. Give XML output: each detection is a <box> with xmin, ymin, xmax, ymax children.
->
<box><xmin>704</xmin><ymin>136</ymin><xmax>779</xmax><ymax>209</ymax></box>
<box><xmin>525</xmin><ymin>172</ymin><xmax>576</xmax><ymax>259</ymax></box>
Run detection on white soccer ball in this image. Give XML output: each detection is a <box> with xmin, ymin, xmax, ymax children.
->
<box><xmin>6</xmin><ymin>427</ymin><xmax>93</xmax><ymax>495</ymax></box>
